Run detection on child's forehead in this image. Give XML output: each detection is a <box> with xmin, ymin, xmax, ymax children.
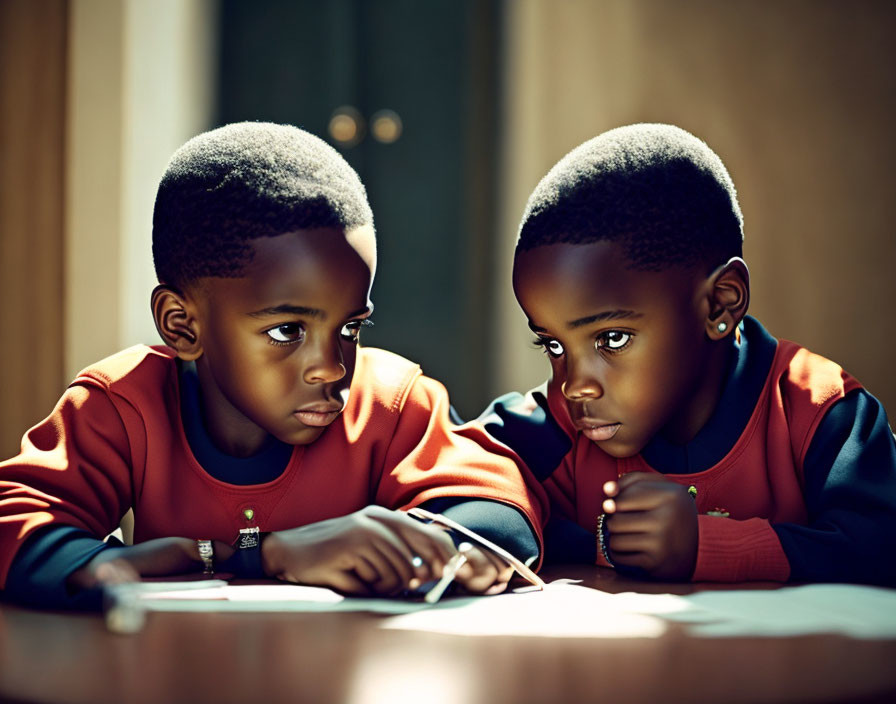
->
<box><xmin>513</xmin><ymin>240</ymin><xmax>700</xmax><ymax>318</ymax></box>
<box><xmin>197</xmin><ymin>226</ymin><xmax>375</xmax><ymax>310</ymax></box>
<box><xmin>247</xmin><ymin>225</ymin><xmax>375</xmax><ymax>276</ymax></box>
<box><xmin>516</xmin><ymin>238</ymin><xmax>624</xmax><ymax>270</ymax></box>
<box><xmin>513</xmin><ymin>240</ymin><xmax>632</xmax><ymax>295</ymax></box>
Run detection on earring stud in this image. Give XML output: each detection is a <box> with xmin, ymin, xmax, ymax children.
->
<box><xmin>717</xmin><ymin>321</ymin><xmax>728</xmax><ymax>333</ymax></box>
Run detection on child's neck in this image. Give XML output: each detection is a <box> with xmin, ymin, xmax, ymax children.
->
<box><xmin>192</xmin><ymin>359</ymin><xmax>272</xmax><ymax>458</ymax></box>
<box><xmin>660</xmin><ymin>339</ymin><xmax>736</xmax><ymax>446</ymax></box>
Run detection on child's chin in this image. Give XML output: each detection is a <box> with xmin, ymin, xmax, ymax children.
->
<box><xmin>283</xmin><ymin>425</ymin><xmax>328</xmax><ymax>446</ymax></box>
<box><xmin>585</xmin><ymin>434</ymin><xmax>643</xmax><ymax>459</ymax></box>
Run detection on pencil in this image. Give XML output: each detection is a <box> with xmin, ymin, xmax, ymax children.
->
<box><xmin>424</xmin><ymin>542</ymin><xmax>472</xmax><ymax>604</ymax></box>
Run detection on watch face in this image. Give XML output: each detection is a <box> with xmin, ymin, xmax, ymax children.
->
<box><xmin>236</xmin><ymin>527</ymin><xmax>260</xmax><ymax>550</ymax></box>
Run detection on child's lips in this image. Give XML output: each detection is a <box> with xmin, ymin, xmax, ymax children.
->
<box><xmin>294</xmin><ymin>404</ymin><xmax>343</xmax><ymax>428</ymax></box>
<box><xmin>578</xmin><ymin>421</ymin><xmax>621</xmax><ymax>442</ymax></box>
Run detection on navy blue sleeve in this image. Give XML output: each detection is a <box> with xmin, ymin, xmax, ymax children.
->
<box><xmin>476</xmin><ymin>388</ymin><xmax>582</xmax><ymax>566</ymax></box>
<box><xmin>420</xmin><ymin>497</ymin><xmax>539</xmax><ymax>565</ymax></box>
<box><xmin>543</xmin><ymin>513</ymin><xmax>596</xmax><ymax>564</ymax></box>
<box><xmin>774</xmin><ymin>389</ymin><xmax>896</xmax><ymax>585</ymax></box>
<box><xmin>478</xmin><ymin>389</ymin><xmax>571</xmax><ymax>482</ymax></box>
<box><xmin>2</xmin><ymin>525</ymin><xmax>117</xmax><ymax>610</ymax></box>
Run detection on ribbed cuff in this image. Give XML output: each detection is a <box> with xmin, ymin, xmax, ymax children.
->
<box><xmin>693</xmin><ymin>515</ymin><xmax>790</xmax><ymax>582</ymax></box>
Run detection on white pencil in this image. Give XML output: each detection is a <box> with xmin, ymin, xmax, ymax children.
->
<box><xmin>424</xmin><ymin>542</ymin><xmax>472</xmax><ymax>604</ymax></box>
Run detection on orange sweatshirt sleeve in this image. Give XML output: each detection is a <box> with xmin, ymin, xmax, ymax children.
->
<box><xmin>0</xmin><ymin>382</ymin><xmax>134</xmax><ymax>587</ymax></box>
<box><xmin>371</xmin><ymin>374</ymin><xmax>548</xmax><ymax>553</ymax></box>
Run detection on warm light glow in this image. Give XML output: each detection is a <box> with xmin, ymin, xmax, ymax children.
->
<box><xmin>328</xmin><ymin>106</ymin><xmax>364</xmax><ymax>147</ymax></box>
<box><xmin>329</xmin><ymin>114</ymin><xmax>357</xmax><ymax>143</ymax></box>
<box><xmin>370</xmin><ymin>109</ymin><xmax>402</xmax><ymax>144</ymax></box>
<box><xmin>347</xmin><ymin>648</ymin><xmax>473</xmax><ymax>704</ymax></box>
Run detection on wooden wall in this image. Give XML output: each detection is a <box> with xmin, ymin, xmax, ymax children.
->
<box><xmin>494</xmin><ymin>0</ymin><xmax>896</xmax><ymax>417</ymax></box>
<box><xmin>0</xmin><ymin>0</ymin><xmax>68</xmax><ymax>458</ymax></box>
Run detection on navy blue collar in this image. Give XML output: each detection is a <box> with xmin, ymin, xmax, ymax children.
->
<box><xmin>640</xmin><ymin>316</ymin><xmax>778</xmax><ymax>474</ymax></box>
<box><xmin>178</xmin><ymin>360</ymin><xmax>294</xmax><ymax>485</ymax></box>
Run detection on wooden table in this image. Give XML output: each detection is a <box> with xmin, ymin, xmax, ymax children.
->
<box><xmin>2</xmin><ymin>566</ymin><xmax>895</xmax><ymax>704</ymax></box>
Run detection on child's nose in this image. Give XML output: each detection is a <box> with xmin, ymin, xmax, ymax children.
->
<box><xmin>303</xmin><ymin>338</ymin><xmax>347</xmax><ymax>384</ymax></box>
<box><xmin>561</xmin><ymin>358</ymin><xmax>603</xmax><ymax>400</ymax></box>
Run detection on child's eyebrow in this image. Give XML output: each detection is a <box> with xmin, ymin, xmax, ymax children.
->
<box><xmin>529</xmin><ymin>309</ymin><xmax>642</xmax><ymax>333</ymax></box>
<box><xmin>247</xmin><ymin>304</ymin><xmax>373</xmax><ymax>320</ymax></box>
<box><xmin>567</xmin><ymin>309</ymin><xmax>642</xmax><ymax>330</ymax></box>
<box><xmin>248</xmin><ymin>304</ymin><xmax>325</xmax><ymax>319</ymax></box>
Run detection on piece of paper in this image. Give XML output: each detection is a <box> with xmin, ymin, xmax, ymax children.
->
<box><xmin>128</xmin><ymin>582</ymin><xmax>433</xmax><ymax>614</ymax></box>
<box><xmin>382</xmin><ymin>581</ymin><xmax>669</xmax><ymax>638</ymax></box>
<box><xmin>664</xmin><ymin>584</ymin><xmax>896</xmax><ymax>638</ymax></box>
<box><xmin>382</xmin><ymin>582</ymin><xmax>896</xmax><ymax>640</ymax></box>
<box><xmin>116</xmin><ymin>579</ymin><xmax>896</xmax><ymax>640</ymax></box>
<box><xmin>125</xmin><ymin>580</ymin><xmax>665</xmax><ymax>637</ymax></box>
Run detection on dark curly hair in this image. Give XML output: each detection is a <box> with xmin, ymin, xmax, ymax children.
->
<box><xmin>152</xmin><ymin>121</ymin><xmax>373</xmax><ymax>288</ymax></box>
<box><xmin>517</xmin><ymin>124</ymin><xmax>743</xmax><ymax>272</ymax></box>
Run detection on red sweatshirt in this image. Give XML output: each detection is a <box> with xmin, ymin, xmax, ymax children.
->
<box><xmin>540</xmin><ymin>338</ymin><xmax>860</xmax><ymax>581</ymax></box>
<box><xmin>0</xmin><ymin>345</ymin><xmax>546</xmax><ymax>587</ymax></box>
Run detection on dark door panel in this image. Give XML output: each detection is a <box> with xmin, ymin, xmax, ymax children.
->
<box><xmin>217</xmin><ymin>0</ymin><xmax>500</xmax><ymax>418</ymax></box>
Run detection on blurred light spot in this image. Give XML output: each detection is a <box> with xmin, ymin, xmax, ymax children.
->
<box><xmin>347</xmin><ymin>648</ymin><xmax>471</xmax><ymax>704</ymax></box>
<box><xmin>370</xmin><ymin>109</ymin><xmax>402</xmax><ymax>144</ymax></box>
<box><xmin>329</xmin><ymin>106</ymin><xmax>364</xmax><ymax>147</ymax></box>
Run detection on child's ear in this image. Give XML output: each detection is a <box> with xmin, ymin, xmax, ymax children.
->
<box><xmin>151</xmin><ymin>284</ymin><xmax>203</xmax><ymax>360</ymax></box>
<box><xmin>705</xmin><ymin>257</ymin><xmax>750</xmax><ymax>340</ymax></box>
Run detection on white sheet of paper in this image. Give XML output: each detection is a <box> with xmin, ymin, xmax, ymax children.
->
<box><xmin>124</xmin><ymin>580</ymin><xmax>896</xmax><ymax>640</ymax></box>
<box><xmin>133</xmin><ymin>582</ymin><xmax>431</xmax><ymax>614</ymax></box>
<box><xmin>382</xmin><ymin>582</ymin><xmax>668</xmax><ymax>638</ymax></box>
<box><xmin>666</xmin><ymin>584</ymin><xmax>896</xmax><ymax>638</ymax></box>
<box><xmin>383</xmin><ymin>582</ymin><xmax>896</xmax><ymax>639</ymax></box>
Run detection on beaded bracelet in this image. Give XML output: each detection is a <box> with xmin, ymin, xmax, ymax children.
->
<box><xmin>596</xmin><ymin>513</ymin><xmax>614</xmax><ymax>568</ymax></box>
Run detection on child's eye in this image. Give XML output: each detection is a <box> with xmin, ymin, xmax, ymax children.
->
<box><xmin>266</xmin><ymin>323</ymin><xmax>305</xmax><ymax>346</ymax></box>
<box><xmin>340</xmin><ymin>318</ymin><xmax>373</xmax><ymax>343</ymax></box>
<box><xmin>533</xmin><ymin>337</ymin><xmax>565</xmax><ymax>358</ymax></box>
<box><xmin>596</xmin><ymin>331</ymin><xmax>632</xmax><ymax>352</ymax></box>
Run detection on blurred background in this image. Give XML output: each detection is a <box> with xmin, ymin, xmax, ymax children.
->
<box><xmin>2</xmin><ymin>0</ymin><xmax>894</xmax><ymax>459</ymax></box>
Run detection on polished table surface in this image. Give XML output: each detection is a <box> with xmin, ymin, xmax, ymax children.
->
<box><xmin>2</xmin><ymin>566</ymin><xmax>895</xmax><ymax>704</ymax></box>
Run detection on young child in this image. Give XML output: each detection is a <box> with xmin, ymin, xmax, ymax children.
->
<box><xmin>480</xmin><ymin>123</ymin><xmax>896</xmax><ymax>584</ymax></box>
<box><xmin>0</xmin><ymin>122</ymin><xmax>545</xmax><ymax>609</ymax></box>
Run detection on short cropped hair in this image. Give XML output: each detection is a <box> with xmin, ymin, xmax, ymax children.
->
<box><xmin>517</xmin><ymin>124</ymin><xmax>743</xmax><ymax>272</ymax></box>
<box><xmin>152</xmin><ymin>121</ymin><xmax>373</xmax><ymax>288</ymax></box>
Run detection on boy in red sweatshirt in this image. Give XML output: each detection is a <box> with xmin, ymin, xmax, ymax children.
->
<box><xmin>0</xmin><ymin>122</ymin><xmax>545</xmax><ymax>608</ymax></box>
<box><xmin>480</xmin><ymin>123</ymin><xmax>896</xmax><ymax>584</ymax></box>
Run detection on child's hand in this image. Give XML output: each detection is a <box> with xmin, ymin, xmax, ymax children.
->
<box><xmin>68</xmin><ymin>536</ymin><xmax>233</xmax><ymax>591</ymax></box>
<box><xmin>601</xmin><ymin>472</ymin><xmax>698</xmax><ymax>580</ymax></box>
<box><xmin>67</xmin><ymin>556</ymin><xmax>141</xmax><ymax>591</ymax></box>
<box><xmin>453</xmin><ymin>545</ymin><xmax>514</xmax><ymax>596</ymax></box>
<box><xmin>261</xmin><ymin>506</ymin><xmax>458</xmax><ymax>596</ymax></box>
